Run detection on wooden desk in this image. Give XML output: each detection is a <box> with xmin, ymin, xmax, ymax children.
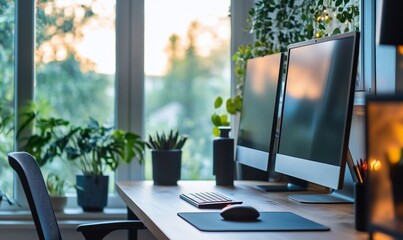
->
<box><xmin>117</xmin><ymin>180</ymin><xmax>368</xmax><ymax>240</ymax></box>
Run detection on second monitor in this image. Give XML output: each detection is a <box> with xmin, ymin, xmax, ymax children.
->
<box><xmin>235</xmin><ymin>52</ymin><xmax>283</xmax><ymax>183</ymax></box>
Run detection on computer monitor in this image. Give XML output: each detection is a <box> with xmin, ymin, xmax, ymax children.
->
<box><xmin>235</xmin><ymin>52</ymin><xmax>283</xmax><ymax>181</ymax></box>
<box><xmin>275</xmin><ymin>31</ymin><xmax>360</xmax><ymax>203</ymax></box>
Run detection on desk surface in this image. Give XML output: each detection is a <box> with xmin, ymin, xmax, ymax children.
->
<box><xmin>117</xmin><ymin>180</ymin><xmax>368</xmax><ymax>240</ymax></box>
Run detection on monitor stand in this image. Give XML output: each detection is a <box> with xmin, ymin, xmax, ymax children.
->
<box><xmin>256</xmin><ymin>177</ymin><xmax>308</xmax><ymax>192</ymax></box>
<box><xmin>288</xmin><ymin>150</ymin><xmax>356</xmax><ymax>204</ymax></box>
<box><xmin>288</xmin><ymin>190</ymin><xmax>353</xmax><ymax>204</ymax></box>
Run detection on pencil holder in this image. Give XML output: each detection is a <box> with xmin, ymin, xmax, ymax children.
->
<box><xmin>354</xmin><ymin>182</ymin><xmax>369</xmax><ymax>231</ymax></box>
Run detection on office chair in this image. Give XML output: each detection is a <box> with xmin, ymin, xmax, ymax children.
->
<box><xmin>8</xmin><ymin>152</ymin><xmax>146</xmax><ymax>240</ymax></box>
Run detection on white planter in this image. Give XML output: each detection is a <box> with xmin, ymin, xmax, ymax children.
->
<box><xmin>50</xmin><ymin>196</ymin><xmax>67</xmax><ymax>212</ymax></box>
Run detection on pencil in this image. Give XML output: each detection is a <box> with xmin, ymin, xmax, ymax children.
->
<box><xmin>354</xmin><ymin>165</ymin><xmax>363</xmax><ymax>184</ymax></box>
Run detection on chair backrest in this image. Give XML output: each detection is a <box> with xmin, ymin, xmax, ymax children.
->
<box><xmin>8</xmin><ymin>152</ymin><xmax>62</xmax><ymax>240</ymax></box>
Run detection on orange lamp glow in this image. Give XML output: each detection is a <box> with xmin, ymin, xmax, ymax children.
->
<box><xmin>370</xmin><ymin>159</ymin><xmax>382</xmax><ymax>171</ymax></box>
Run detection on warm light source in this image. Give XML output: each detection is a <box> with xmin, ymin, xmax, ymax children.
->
<box><xmin>370</xmin><ymin>159</ymin><xmax>382</xmax><ymax>171</ymax></box>
<box><xmin>379</xmin><ymin>0</ymin><xmax>403</xmax><ymax>45</ymax></box>
<box><xmin>387</xmin><ymin>147</ymin><xmax>401</xmax><ymax>165</ymax></box>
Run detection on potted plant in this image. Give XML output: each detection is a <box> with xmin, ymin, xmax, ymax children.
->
<box><xmin>46</xmin><ymin>173</ymin><xmax>71</xmax><ymax>211</ymax></box>
<box><xmin>17</xmin><ymin>110</ymin><xmax>73</xmax><ymax>167</ymax></box>
<box><xmin>65</xmin><ymin>118</ymin><xmax>144</xmax><ymax>212</ymax></box>
<box><xmin>146</xmin><ymin>130</ymin><xmax>187</xmax><ymax>186</ymax></box>
<box><xmin>17</xmin><ymin>105</ymin><xmax>74</xmax><ymax>209</ymax></box>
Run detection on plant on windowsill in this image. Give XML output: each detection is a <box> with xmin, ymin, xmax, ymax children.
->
<box><xmin>46</xmin><ymin>173</ymin><xmax>72</xmax><ymax>211</ymax></box>
<box><xmin>17</xmin><ymin>104</ymin><xmax>75</xmax><ymax>211</ymax></box>
<box><xmin>65</xmin><ymin>118</ymin><xmax>145</xmax><ymax>212</ymax></box>
<box><xmin>211</xmin><ymin>95</ymin><xmax>242</xmax><ymax>136</ymax></box>
<box><xmin>17</xmin><ymin>106</ymin><xmax>73</xmax><ymax>167</ymax></box>
<box><xmin>212</xmin><ymin>0</ymin><xmax>360</xmax><ymax>136</ymax></box>
<box><xmin>146</xmin><ymin>130</ymin><xmax>188</xmax><ymax>186</ymax></box>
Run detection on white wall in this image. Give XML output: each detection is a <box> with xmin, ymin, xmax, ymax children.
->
<box><xmin>349</xmin><ymin>110</ymin><xmax>366</xmax><ymax>163</ymax></box>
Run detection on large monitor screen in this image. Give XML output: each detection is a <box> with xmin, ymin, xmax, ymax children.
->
<box><xmin>275</xmin><ymin>32</ymin><xmax>359</xmax><ymax>190</ymax></box>
<box><xmin>236</xmin><ymin>53</ymin><xmax>283</xmax><ymax>171</ymax></box>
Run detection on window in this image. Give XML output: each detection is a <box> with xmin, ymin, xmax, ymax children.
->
<box><xmin>144</xmin><ymin>0</ymin><xmax>231</xmax><ymax>180</ymax></box>
<box><xmin>4</xmin><ymin>0</ymin><xmax>235</xmax><ymax>207</ymax></box>
<box><xmin>34</xmin><ymin>0</ymin><xmax>117</xmax><ymax>193</ymax></box>
<box><xmin>0</xmin><ymin>0</ymin><xmax>15</xmax><ymax>197</ymax></box>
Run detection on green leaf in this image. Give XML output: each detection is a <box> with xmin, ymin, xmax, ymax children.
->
<box><xmin>336</xmin><ymin>0</ymin><xmax>343</xmax><ymax>7</ymax></box>
<box><xmin>332</xmin><ymin>28</ymin><xmax>341</xmax><ymax>35</ymax></box>
<box><xmin>146</xmin><ymin>130</ymin><xmax>187</xmax><ymax>150</ymax></box>
<box><xmin>211</xmin><ymin>113</ymin><xmax>222</xmax><ymax>126</ymax></box>
<box><xmin>212</xmin><ymin>127</ymin><xmax>220</xmax><ymax>137</ymax></box>
<box><xmin>226</xmin><ymin>99</ymin><xmax>236</xmax><ymax>114</ymax></box>
<box><xmin>337</xmin><ymin>13</ymin><xmax>346</xmax><ymax>23</ymax></box>
<box><xmin>220</xmin><ymin>114</ymin><xmax>229</xmax><ymax>125</ymax></box>
<box><xmin>234</xmin><ymin>95</ymin><xmax>242</xmax><ymax>111</ymax></box>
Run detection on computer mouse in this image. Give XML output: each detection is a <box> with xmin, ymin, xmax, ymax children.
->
<box><xmin>220</xmin><ymin>204</ymin><xmax>260</xmax><ymax>221</ymax></box>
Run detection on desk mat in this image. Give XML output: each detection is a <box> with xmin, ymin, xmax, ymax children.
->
<box><xmin>177</xmin><ymin>212</ymin><xmax>330</xmax><ymax>232</ymax></box>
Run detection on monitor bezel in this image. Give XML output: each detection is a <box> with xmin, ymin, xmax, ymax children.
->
<box><xmin>275</xmin><ymin>31</ymin><xmax>360</xmax><ymax>190</ymax></box>
<box><xmin>236</xmin><ymin>52</ymin><xmax>284</xmax><ymax>172</ymax></box>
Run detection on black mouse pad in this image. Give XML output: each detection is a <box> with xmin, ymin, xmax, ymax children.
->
<box><xmin>177</xmin><ymin>212</ymin><xmax>330</xmax><ymax>232</ymax></box>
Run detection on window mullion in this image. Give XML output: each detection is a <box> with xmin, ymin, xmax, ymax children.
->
<box><xmin>13</xmin><ymin>0</ymin><xmax>35</xmax><ymax>208</ymax></box>
<box><xmin>14</xmin><ymin>0</ymin><xmax>35</xmax><ymax>149</ymax></box>
<box><xmin>116</xmin><ymin>0</ymin><xmax>145</xmax><ymax>181</ymax></box>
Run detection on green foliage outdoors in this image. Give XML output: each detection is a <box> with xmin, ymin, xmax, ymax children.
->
<box><xmin>1</xmin><ymin>0</ymin><xmax>230</xmax><ymax>187</ymax></box>
<box><xmin>0</xmin><ymin>0</ymin><xmax>16</xmax><ymax>195</ymax></box>
<box><xmin>212</xmin><ymin>0</ymin><xmax>360</xmax><ymax>136</ymax></box>
<box><xmin>0</xmin><ymin>1</ymin><xmax>119</xmax><ymax>194</ymax></box>
<box><xmin>145</xmin><ymin>20</ymin><xmax>230</xmax><ymax>179</ymax></box>
<box><xmin>146</xmin><ymin>130</ymin><xmax>188</xmax><ymax>150</ymax></box>
<box><xmin>17</xmin><ymin>103</ymin><xmax>73</xmax><ymax>167</ymax></box>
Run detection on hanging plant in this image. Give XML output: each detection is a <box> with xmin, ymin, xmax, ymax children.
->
<box><xmin>212</xmin><ymin>0</ymin><xmax>360</xmax><ymax>136</ymax></box>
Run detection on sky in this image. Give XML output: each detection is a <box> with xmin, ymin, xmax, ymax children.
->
<box><xmin>76</xmin><ymin>0</ymin><xmax>230</xmax><ymax>76</ymax></box>
<box><xmin>144</xmin><ymin>0</ymin><xmax>230</xmax><ymax>76</ymax></box>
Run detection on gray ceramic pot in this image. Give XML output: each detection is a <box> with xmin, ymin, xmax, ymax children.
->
<box><xmin>76</xmin><ymin>175</ymin><xmax>109</xmax><ymax>212</ymax></box>
<box><xmin>152</xmin><ymin>150</ymin><xmax>181</xmax><ymax>186</ymax></box>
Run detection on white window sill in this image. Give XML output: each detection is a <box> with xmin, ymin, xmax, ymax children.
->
<box><xmin>0</xmin><ymin>207</ymin><xmax>128</xmax><ymax>229</ymax></box>
<box><xmin>2</xmin><ymin>192</ymin><xmax>126</xmax><ymax>209</ymax></box>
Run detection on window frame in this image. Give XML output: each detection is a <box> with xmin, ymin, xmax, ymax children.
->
<box><xmin>362</xmin><ymin>0</ymin><xmax>377</xmax><ymax>94</ymax></box>
<box><xmin>12</xmin><ymin>0</ymin><xmax>236</xmax><ymax>210</ymax></box>
<box><xmin>12</xmin><ymin>0</ymin><xmax>145</xmax><ymax>209</ymax></box>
